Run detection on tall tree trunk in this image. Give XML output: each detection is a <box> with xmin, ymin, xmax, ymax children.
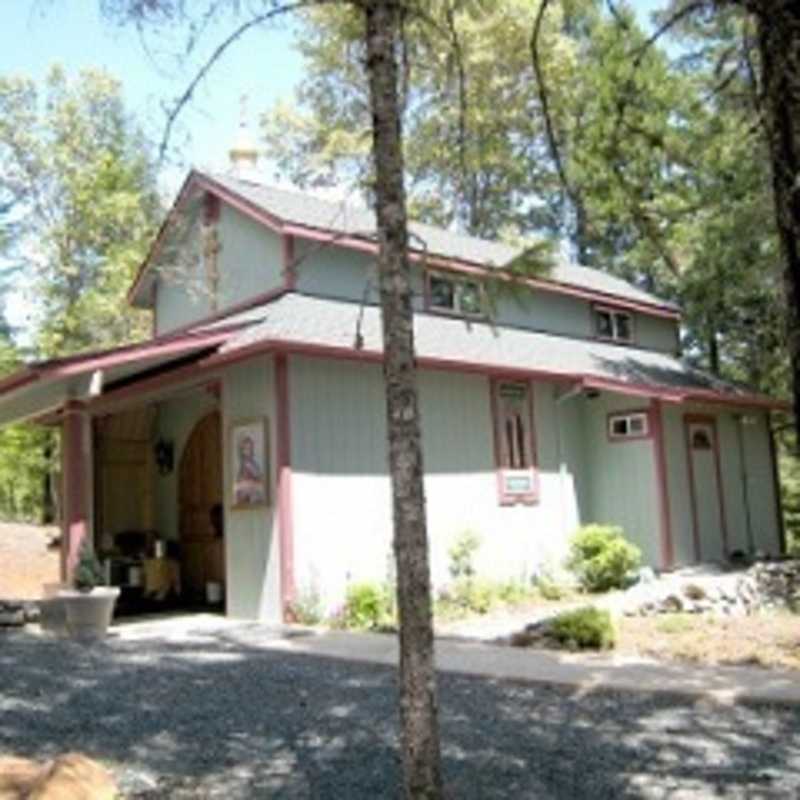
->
<box><xmin>708</xmin><ymin>330</ymin><xmax>720</xmax><ymax>376</ymax></box>
<box><xmin>755</xmin><ymin>1</ymin><xmax>800</xmax><ymax>448</ymax></box>
<box><xmin>574</xmin><ymin>192</ymin><xmax>592</xmax><ymax>266</ymax></box>
<box><xmin>362</xmin><ymin>2</ymin><xmax>444</xmax><ymax>798</ymax></box>
<box><xmin>42</xmin><ymin>435</ymin><xmax>55</xmax><ymax>524</ymax></box>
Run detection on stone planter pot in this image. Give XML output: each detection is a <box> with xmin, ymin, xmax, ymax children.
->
<box><xmin>40</xmin><ymin>582</ymin><xmax>68</xmax><ymax>636</ymax></box>
<box><xmin>59</xmin><ymin>587</ymin><xmax>120</xmax><ymax>641</ymax></box>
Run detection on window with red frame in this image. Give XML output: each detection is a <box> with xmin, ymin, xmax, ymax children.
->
<box><xmin>493</xmin><ymin>381</ymin><xmax>538</xmax><ymax>504</ymax></box>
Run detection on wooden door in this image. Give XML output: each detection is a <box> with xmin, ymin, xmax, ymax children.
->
<box><xmin>685</xmin><ymin>416</ymin><xmax>727</xmax><ymax>562</ymax></box>
<box><xmin>179</xmin><ymin>411</ymin><xmax>223</xmax><ymax>601</ymax></box>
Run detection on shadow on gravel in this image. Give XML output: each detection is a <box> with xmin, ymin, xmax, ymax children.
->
<box><xmin>1</xmin><ymin>627</ymin><xmax>798</xmax><ymax>799</ymax></box>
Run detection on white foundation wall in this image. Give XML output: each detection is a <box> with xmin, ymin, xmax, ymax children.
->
<box><xmin>289</xmin><ymin>356</ymin><xmax>585</xmax><ymax>612</ymax></box>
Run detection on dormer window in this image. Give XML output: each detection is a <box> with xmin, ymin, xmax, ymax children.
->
<box><xmin>428</xmin><ymin>272</ymin><xmax>484</xmax><ymax>318</ymax></box>
<box><xmin>595</xmin><ymin>306</ymin><xmax>633</xmax><ymax>343</ymax></box>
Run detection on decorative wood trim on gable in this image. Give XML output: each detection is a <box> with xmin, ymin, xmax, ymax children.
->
<box><xmin>203</xmin><ymin>192</ymin><xmax>221</xmax><ymax>225</ymax></box>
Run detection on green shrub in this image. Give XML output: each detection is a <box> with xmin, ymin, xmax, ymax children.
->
<box><xmin>450</xmin><ymin>579</ymin><xmax>495</xmax><ymax>614</ymax></box>
<box><xmin>288</xmin><ymin>586</ymin><xmax>323</xmax><ymax>626</ymax></box>
<box><xmin>448</xmin><ymin>530</ymin><xmax>481</xmax><ymax>581</ymax></box>
<box><xmin>342</xmin><ymin>582</ymin><xmax>393</xmax><ymax>630</ymax></box>
<box><xmin>567</xmin><ymin>524</ymin><xmax>641</xmax><ymax>592</ymax></box>
<box><xmin>496</xmin><ymin>579</ymin><xmax>534</xmax><ymax>607</ymax></box>
<box><xmin>73</xmin><ymin>538</ymin><xmax>104</xmax><ymax>591</ymax></box>
<box><xmin>535</xmin><ymin>573</ymin><xmax>569</xmax><ymax>601</ymax></box>
<box><xmin>548</xmin><ymin>607</ymin><xmax>615</xmax><ymax>650</ymax></box>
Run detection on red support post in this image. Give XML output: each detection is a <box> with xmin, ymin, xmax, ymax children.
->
<box><xmin>61</xmin><ymin>401</ymin><xmax>90</xmax><ymax>583</ymax></box>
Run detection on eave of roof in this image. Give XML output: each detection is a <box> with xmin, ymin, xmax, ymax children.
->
<box><xmin>212</xmin><ymin>294</ymin><xmax>785</xmax><ymax>411</ymax></box>
<box><xmin>127</xmin><ymin>169</ymin><xmax>681</xmax><ymax>320</ymax></box>
<box><xmin>1</xmin><ymin>292</ymin><xmax>784</xmax><ymax>421</ymax></box>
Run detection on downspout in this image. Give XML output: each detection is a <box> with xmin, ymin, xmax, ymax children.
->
<box><xmin>735</xmin><ymin>414</ymin><xmax>755</xmax><ymax>555</ymax></box>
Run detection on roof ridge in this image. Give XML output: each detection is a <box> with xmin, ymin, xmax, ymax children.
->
<box><xmin>197</xmin><ymin>170</ymin><xmax>678</xmax><ymax>312</ymax></box>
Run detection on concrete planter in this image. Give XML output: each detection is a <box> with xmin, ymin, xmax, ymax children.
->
<box><xmin>59</xmin><ymin>587</ymin><xmax>120</xmax><ymax>641</ymax></box>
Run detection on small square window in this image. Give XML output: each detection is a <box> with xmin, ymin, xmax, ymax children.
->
<box><xmin>611</xmin><ymin>417</ymin><xmax>629</xmax><ymax>437</ymax></box>
<box><xmin>615</xmin><ymin>313</ymin><xmax>632</xmax><ymax>342</ymax></box>
<box><xmin>609</xmin><ymin>412</ymin><xmax>649</xmax><ymax>441</ymax></box>
<box><xmin>458</xmin><ymin>281</ymin><xmax>483</xmax><ymax>316</ymax></box>
<box><xmin>595</xmin><ymin>307</ymin><xmax>633</xmax><ymax>343</ymax></box>
<box><xmin>428</xmin><ymin>273</ymin><xmax>484</xmax><ymax>317</ymax></box>
<box><xmin>429</xmin><ymin>275</ymin><xmax>455</xmax><ymax>310</ymax></box>
<box><xmin>596</xmin><ymin>309</ymin><xmax>614</xmax><ymax>338</ymax></box>
<box><xmin>629</xmin><ymin>415</ymin><xmax>646</xmax><ymax>435</ymax></box>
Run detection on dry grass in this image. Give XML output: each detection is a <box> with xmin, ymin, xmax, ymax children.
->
<box><xmin>0</xmin><ymin>522</ymin><xmax>60</xmax><ymax>599</ymax></box>
<box><xmin>618</xmin><ymin>611</ymin><xmax>800</xmax><ymax>671</ymax></box>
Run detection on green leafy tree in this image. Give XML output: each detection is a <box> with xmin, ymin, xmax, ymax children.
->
<box><xmin>0</xmin><ymin>66</ymin><xmax>161</xmax><ymax>522</ymax></box>
<box><xmin>0</xmin><ymin>66</ymin><xmax>161</xmax><ymax>358</ymax></box>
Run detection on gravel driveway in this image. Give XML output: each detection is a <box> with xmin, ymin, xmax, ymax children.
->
<box><xmin>1</xmin><ymin>621</ymin><xmax>799</xmax><ymax>799</ymax></box>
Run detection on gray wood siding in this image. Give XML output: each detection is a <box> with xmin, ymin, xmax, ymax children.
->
<box><xmin>221</xmin><ymin>356</ymin><xmax>282</xmax><ymax>621</ymax></box>
<box><xmin>155</xmin><ymin>203</ymin><xmax>283</xmax><ymax>335</ymax></box>
<box><xmin>293</xmin><ymin>238</ymin><xmax>678</xmax><ymax>354</ymax></box>
<box><xmin>288</xmin><ymin>355</ymin><xmax>587</xmax><ymax>612</ymax></box>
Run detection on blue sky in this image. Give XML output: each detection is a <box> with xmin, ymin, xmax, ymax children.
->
<box><xmin>0</xmin><ymin>1</ymin><xmax>304</xmax><ymax>184</ymax></box>
<box><xmin>1</xmin><ymin>0</ymin><xmax>668</xmax><ymax>185</ymax></box>
<box><xmin>0</xmin><ymin>0</ymin><xmax>667</xmax><ymax>334</ymax></box>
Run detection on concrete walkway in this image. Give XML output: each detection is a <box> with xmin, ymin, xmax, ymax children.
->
<box><xmin>115</xmin><ymin>615</ymin><xmax>800</xmax><ymax>706</ymax></box>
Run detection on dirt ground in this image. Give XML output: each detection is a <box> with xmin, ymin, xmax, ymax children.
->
<box><xmin>618</xmin><ymin>611</ymin><xmax>800</xmax><ymax>671</ymax></box>
<box><xmin>0</xmin><ymin>522</ymin><xmax>60</xmax><ymax>599</ymax></box>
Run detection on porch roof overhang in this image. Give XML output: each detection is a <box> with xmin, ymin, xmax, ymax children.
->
<box><xmin>0</xmin><ymin>325</ymin><xmax>242</xmax><ymax>425</ymax></box>
<box><xmin>0</xmin><ymin>292</ymin><xmax>786</xmax><ymax>425</ymax></box>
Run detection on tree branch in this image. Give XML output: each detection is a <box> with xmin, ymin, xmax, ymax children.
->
<box><xmin>529</xmin><ymin>0</ymin><xmax>577</xmax><ymax>217</ymax></box>
<box><xmin>628</xmin><ymin>1</ymin><xmax>709</xmax><ymax>69</ymax></box>
<box><xmin>156</xmin><ymin>0</ymin><xmax>336</xmax><ymax>162</ymax></box>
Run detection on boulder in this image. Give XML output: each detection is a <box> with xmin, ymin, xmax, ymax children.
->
<box><xmin>0</xmin><ymin>753</ymin><xmax>117</xmax><ymax>800</ymax></box>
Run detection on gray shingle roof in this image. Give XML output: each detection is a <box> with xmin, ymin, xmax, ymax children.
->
<box><xmin>205</xmin><ymin>171</ymin><xmax>677</xmax><ymax>312</ymax></box>
<box><xmin>219</xmin><ymin>293</ymin><xmax>749</xmax><ymax>399</ymax></box>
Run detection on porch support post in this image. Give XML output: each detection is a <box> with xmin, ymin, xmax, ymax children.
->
<box><xmin>275</xmin><ymin>354</ymin><xmax>296</xmax><ymax>619</ymax></box>
<box><xmin>61</xmin><ymin>400</ymin><xmax>91</xmax><ymax>583</ymax></box>
<box><xmin>650</xmin><ymin>399</ymin><xmax>674</xmax><ymax>569</ymax></box>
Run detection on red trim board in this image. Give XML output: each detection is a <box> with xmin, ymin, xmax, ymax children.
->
<box><xmin>61</xmin><ymin>401</ymin><xmax>89</xmax><ymax>582</ymax></box>
<box><xmin>650</xmin><ymin>400</ymin><xmax>674</xmax><ymax>569</ymax></box>
<box><xmin>275</xmin><ymin>354</ymin><xmax>296</xmax><ymax>620</ymax></box>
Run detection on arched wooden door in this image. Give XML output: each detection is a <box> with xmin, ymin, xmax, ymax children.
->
<box><xmin>179</xmin><ymin>411</ymin><xmax>224</xmax><ymax>602</ymax></box>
